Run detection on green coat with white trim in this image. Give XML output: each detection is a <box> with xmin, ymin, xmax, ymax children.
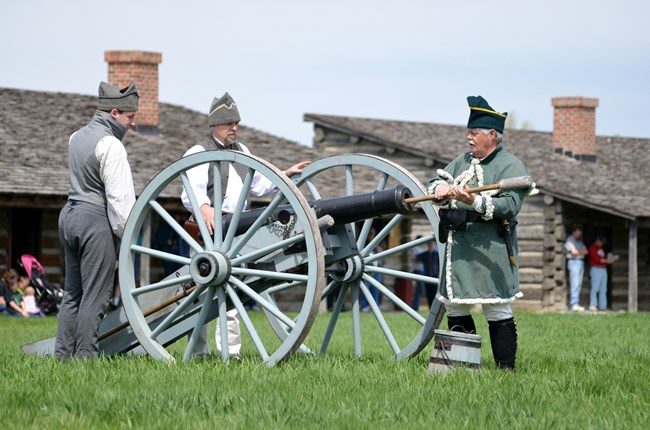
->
<box><xmin>428</xmin><ymin>144</ymin><xmax>529</xmax><ymax>304</ymax></box>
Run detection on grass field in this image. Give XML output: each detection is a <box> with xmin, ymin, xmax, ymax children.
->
<box><xmin>1</xmin><ymin>310</ymin><xmax>648</xmax><ymax>429</ymax></box>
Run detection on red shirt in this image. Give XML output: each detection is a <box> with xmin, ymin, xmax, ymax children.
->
<box><xmin>588</xmin><ymin>243</ymin><xmax>607</xmax><ymax>268</ymax></box>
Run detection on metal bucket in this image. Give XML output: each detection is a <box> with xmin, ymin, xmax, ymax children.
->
<box><xmin>428</xmin><ymin>329</ymin><xmax>482</xmax><ymax>373</ymax></box>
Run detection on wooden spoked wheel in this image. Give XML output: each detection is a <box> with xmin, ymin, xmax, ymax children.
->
<box><xmin>119</xmin><ymin>151</ymin><xmax>325</xmax><ymax>366</ymax></box>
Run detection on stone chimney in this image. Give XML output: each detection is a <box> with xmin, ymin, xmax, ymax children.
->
<box><xmin>551</xmin><ymin>97</ymin><xmax>599</xmax><ymax>163</ymax></box>
<box><xmin>104</xmin><ymin>50</ymin><xmax>162</xmax><ymax>134</ymax></box>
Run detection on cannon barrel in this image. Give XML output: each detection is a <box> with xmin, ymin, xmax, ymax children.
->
<box><xmin>223</xmin><ymin>185</ymin><xmax>413</xmax><ymax>236</ymax></box>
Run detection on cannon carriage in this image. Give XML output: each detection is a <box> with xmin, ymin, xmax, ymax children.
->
<box><xmin>23</xmin><ymin>152</ymin><xmax>444</xmax><ymax>365</ymax></box>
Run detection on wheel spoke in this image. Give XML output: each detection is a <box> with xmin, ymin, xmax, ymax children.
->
<box><xmin>363</xmin><ymin>273</ymin><xmax>426</xmax><ymax>324</ymax></box>
<box><xmin>211</xmin><ymin>160</ymin><xmax>224</xmax><ymax>249</ymax></box>
<box><xmin>223</xmin><ymin>167</ymin><xmax>254</xmax><ymax>250</ymax></box>
<box><xmin>148</xmin><ymin>201</ymin><xmax>204</xmax><ymax>254</ymax></box>
<box><xmin>183</xmin><ymin>285</ymin><xmax>216</xmax><ymax>362</ymax></box>
<box><xmin>226</xmin><ymin>191</ymin><xmax>292</xmax><ymax>258</ymax></box>
<box><xmin>228</xmin><ymin>277</ymin><xmax>296</xmax><ymax>329</ymax></box>
<box><xmin>131</xmin><ymin>274</ymin><xmax>193</xmax><ymax>297</ymax></box>
<box><xmin>350</xmin><ymin>283</ymin><xmax>362</xmax><ymax>356</ymax></box>
<box><xmin>150</xmin><ymin>283</ymin><xmax>208</xmax><ymax>338</ymax></box>
<box><xmin>216</xmin><ymin>287</ymin><xmax>230</xmax><ymax>360</ymax></box>
<box><xmin>226</xmin><ymin>284</ymin><xmax>270</xmax><ymax>361</ymax></box>
<box><xmin>320</xmin><ymin>282</ymin><xmax>348</xmax><ymax>353</ymax></box>
<box><xmin>367</xmin><ymin>265</ymin><xmax>438</xmax><ymax>287</ymax></box>
<box><xmin>364</xmin><ymin>234</ymin><xmax>434</xmax><ymax>265</ymax></box>
<box><xmin>356</xmin><ymin>218</ymin><xmax>375</xmax><ymax>249</ymax></box>
<box><xmin>264</xmin><ymin>280</ymin><xmax>305</xmax><ymax>295</ymax></box>
<box><xmin>359</xmin><ymin>280</ymin><xmax>400</xmax><ymax>354</ymax></box>
<box><xmin>360</xmin><ymin>213</ymin><xmax>403</xmax><ymax>256</ymax></box>
<box><xmin>231</xmin><ymin>267</ymin><xmax>309</xmax><ymax>283</ymax></box>
<box><xmin>302</xmin><ymin>178</ymin><xmax>322</xmax><ymax>200</ymax></box>
<box><xmin>230</xmin><ymin>233</ymin><xmax>306</xmax><ymax>266</ymax></box>
<box><xmin>345</xmin><ymin>165</ymin><xmax>353</xmax><ymax>196</ymax></box>
<box><xmin>320</xmin><ymin>278</ymin><xmax>339</xmax><ymax>299</ymax></box>
<box><xmin>180</xmin><ymin>171</ymin><xmax>214</xmax><ymax>251</ymax></box>
<box><xmin>130</xmin><ymin>243</ymin><xmax>191</xmax><ymax>267</ymax></box>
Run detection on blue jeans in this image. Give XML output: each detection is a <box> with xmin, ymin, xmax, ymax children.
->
<box><xmin>411</xmin><ymin>270</ymin><xmax>424</xmax><ymax>310</ymax></box>
<box><xmin>589</xmin><ymin>267</ymin><xmax>608</xmax><ymax>310</ymax></box>
<box><xmin>567</xmin><ymin>259</ymin><xmax>584</xmax><ymax>306</ymax></box>
<box><xmin>360</xmin><ymin>274</ymin><xmax>382</xmax><ymax>310</ymax></box>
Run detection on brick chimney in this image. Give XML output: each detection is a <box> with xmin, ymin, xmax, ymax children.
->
<box><xmin>104</xmin><ymin>50</ymin><xmax>162</xmax><ymax>134</ymax></box>
<box><xmin>551</xmin><ymin>97</ymin><xmax>599</xmax><ymax>163</ymax></box>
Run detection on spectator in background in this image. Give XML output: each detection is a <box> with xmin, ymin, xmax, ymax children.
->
<box><xmin>0</xmin><ymin>276</ymin><xmax>7</xmax><ymax>313</ymax></box>
<box><xmin>588</xmin><ymin>234</ymin><xmax>618</xmax><ymax>312</ymax></box>
<box><xmin>17</xmin><ymin>275</ymin><xmax>30</xmax><ymax>295</ymax></box>
<box><xmin>22</xmin><ymin>286</ymin><xmax>45</xmax><ymax>317</ymax></box>
<box><xmin>565</xmin><ymin>224</ymin><xmax>589</xmax><ymax>312</ymax></box>
<box><xmin>2</xmin><ymin>269</ymin><xmax>29</xmax><ymax>318</ymax></box>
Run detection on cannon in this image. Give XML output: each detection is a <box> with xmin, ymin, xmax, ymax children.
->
<box><xmin>23</xmin><ymin>152</ymin><xmax>444</xmax><ymax>366</ymax></box>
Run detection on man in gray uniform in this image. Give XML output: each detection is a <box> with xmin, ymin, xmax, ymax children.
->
<box><xmin>55</xmin><ymin>81</ymin><xmax>138</xmax><ymax>360</ymax></box>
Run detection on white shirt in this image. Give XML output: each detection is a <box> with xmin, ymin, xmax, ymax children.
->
<box><xmin>96</xmin><ymin>135</ymin><xmax>136</xmax><ymax>238</ymax></box>
<box><xmin>180</xmin><ymin>139</ymin><xmax>277</xmax><ymax>214</ymax></box>
<box><xmin>23</xmin><ymin>295</ymin><xmax>40</xmax><ymax>314</ymax></box>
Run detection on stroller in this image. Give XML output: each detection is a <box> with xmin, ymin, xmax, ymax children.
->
<box><xmin>20</xmin><ymin>254</ymin><xmax>64</xmax><ymax>314</ymax></box>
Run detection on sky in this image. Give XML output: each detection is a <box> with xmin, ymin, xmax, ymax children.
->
<box><xmin>2</xmin><ymin>0</ymin><xmax>649</xmax><ymax>147</ymax></box>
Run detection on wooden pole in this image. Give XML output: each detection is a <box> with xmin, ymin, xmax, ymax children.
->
<box><xmin>628</xmin><ymin>220</ymin><xmax>638</xmax><ymax>312</ymax></box>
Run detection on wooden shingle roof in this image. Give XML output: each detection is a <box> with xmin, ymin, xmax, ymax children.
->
<box><xmin>304</xmin><ymin>113</ymin><xmax>650</xmax><ymax>219</ymax></box>
<box><xmin>0</xmin><ymin>88</ymin><xmax>326</xmax><ymax>202</ymax></box>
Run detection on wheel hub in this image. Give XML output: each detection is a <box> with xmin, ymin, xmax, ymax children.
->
<box><xmin>330</xmin><ymin>254</ymin><xmax>365</xmax><ymax>283</ymax></box>
<box><xmin>189</xmin><ymin>251</ymin><xmax>231</xmax><ymax>286</ymax></box>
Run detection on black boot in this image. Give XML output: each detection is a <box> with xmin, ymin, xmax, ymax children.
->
<box><xmin>447</xmin><ymin>315</ymin><xmax>477</xmax><ymax>334</ymax></box>
<box><xmin>488</xmin><ymin>318</ymin><xmax>517</xmax><ymax>370</ymax></box>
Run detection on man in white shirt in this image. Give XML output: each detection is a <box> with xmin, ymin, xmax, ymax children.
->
<box><xmin>55</xmin><ymin>81</ymin><xmax>138</xmax><ymax>359</ymax></box>
<box><xmin>564</xmin><ymin>224</ymin><xmax>589</xmax><ymax>311</ymax></box>
<box><xmin>181</xmin><ymin>92</ymin><xmax>310</xmax><ymax>359</ymax></box>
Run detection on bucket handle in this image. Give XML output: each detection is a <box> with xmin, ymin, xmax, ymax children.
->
<box><xmin>434</xmin><ymin>339</ymin><xmax>453</xmax><ymax>363</ymax></box>
<box><xmin>449</xmin><ymin>325</ymin><xmax>476</xmax><ymax>334</ymax></box>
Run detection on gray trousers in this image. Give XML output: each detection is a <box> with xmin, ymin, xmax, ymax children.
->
<box><xmin>55</xmin><ymin>201</ymin><xmax>116</xmax><ymax>359</ymax></box>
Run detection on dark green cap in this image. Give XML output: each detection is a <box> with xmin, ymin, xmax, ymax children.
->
<box><xmin>98</xmin><ymin>81</ymin><xmax>139</xmax><ymax>112</ymax></box>
<box><xmin>467</xmin><ymin>95</ymin><xmax>507</xmax><ymax>133</ymax></box>
<box><xmin>208</xmin><ymin>92</ymin><xmax>241</xmax><ymax>126</ymax></box>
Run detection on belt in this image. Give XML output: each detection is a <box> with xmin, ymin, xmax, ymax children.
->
<box><xmin>466</xmin><ymin>212</ymin><xmax>498</xmax><ymax>223</ymax></box>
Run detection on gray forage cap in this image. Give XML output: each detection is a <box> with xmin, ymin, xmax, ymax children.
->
<box><xmin>97</xmin><ymin>81</ymin><xmax>139</xmax><ymax>112</ymax></box>
<box><xmin>208</xmin><ymin>92</ymin><xmax>241</xmax><ymax>126</ymax></box>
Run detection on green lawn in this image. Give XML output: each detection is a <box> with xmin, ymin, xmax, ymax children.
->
<box><xmin>1</xmin><ymin>310</ymin><xmax>648</xmax><ymax>429</ymax></box>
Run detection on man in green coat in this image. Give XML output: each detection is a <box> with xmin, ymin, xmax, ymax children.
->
<box><xmin>427</xmin><ymin>95</ymin><xmax>533</xmax><ymax>370</ymax></box>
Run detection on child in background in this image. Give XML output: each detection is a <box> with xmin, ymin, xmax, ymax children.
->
<box><xmin>2</xmin><ymin>269</ymin><xmax>28</xmax><ymax>317</ymax></box>
<box><xmin>22</xmin><ymin>286</ymin><xmax>45</xmax><ymax>317</ymax></box>
<box><xmin>17</xmin><ymin>275</ymin><xmax>30</xmax><ymax>295</ymax></box>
